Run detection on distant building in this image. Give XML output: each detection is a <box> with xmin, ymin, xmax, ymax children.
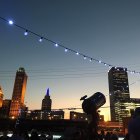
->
<box><xmin>122</xmin><ymin>98</ymin><xmax>140</xmax><ymax>116</ymax></box>
<box><xmin>70</xmin><ymin>111</ymin><xmax>88</xmax><ymax>121</ymax></box>
<box><xmin>30</xmin><ymin>110</ymin><xmax>64</xmax><ymax>120</ymax></box>
<box><xmin>99</xmin><ymin>121</ymin><xmax>123</xmax><ymax>134</ymax></box>
<box><xmin>9</xmin><ymin>67</ymin><xmax>28</xmax><ymax>118</ymax></box>
<box><xmin>30</xmin><ymin>110</ymin><xmax>42</xmax><ymax>120</ymax></box>
<box><xmin>99</xmin><ymin>115</ymin><xmax>104</xmax><ymax>122</ymax></box>
<box><xmin>41</xmin><ymin>88</ymin><xmax>52</xmax><ymax>111</ymax></box>
<box><xmin>51</xmin><ymin>110</ymin><xmax>64</xmax><ymax>120</ymax></box>
<box><xmin>41</xmin><ymin>88</ymin><xmax>52</xmax><ymax>119</ymax></box>
<box><xmin>108</xmin><ymin>67</ymin><xmax>130</xmax><ymax>122</ymax></box>
<box><xmin>70</xmin><ymin>111</ymin><xmax>104</xmax><ymax>122</ymax></box>
<box><xmin>0</xmin><ymin>99</ymin><xmax>11</xmax><ymax>118</ymax></box>
<box><xmin>0</xmin><ymin>86</ymin><xmax>4</xmax><ymax>108</ymax></box>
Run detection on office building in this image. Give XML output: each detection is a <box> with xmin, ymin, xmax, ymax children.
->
<box><xmin>9</xmin><ymin>67</ymin><xmax>28</xmax><ymax>118</ymax></box>
<box><xmin>41</xmin><ymin>88</ymin><xmax>52</xmax><ymax>119</ymax></box>
<box><xmin>108</xmin><ymin>67</ymin><xmax>130</xmax><ymax>122</ymax></box>
<box><xmin>51</xmin><ymin>110</ymin><xmax>64</xmax><ymax>120</ymax></box>
<box><xmin>41</xmin><ymin>88</ymin><xmax>52</xmax><ymax>111</ymax></box>
<box><xmin>70</xmin><ymin>111</ymin><xmax>88</xmax><ymax>121</ymax></box>
<box><xmin>0</xmin><ymin>99</ymin><xmax>11</xmax><ymax>118</ymax></box>
<box><xmin>0</xmin><ymin>86</ymin><xmax>4</xmax><ymax>108</ymax></box>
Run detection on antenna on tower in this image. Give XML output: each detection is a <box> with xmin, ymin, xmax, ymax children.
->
<box><xmin>46</xmin><ymin>88</ymin><xmax>50</xmax><ymax>96</ymax></box>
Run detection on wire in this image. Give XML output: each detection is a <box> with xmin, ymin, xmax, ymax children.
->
<box><xmin>0</xmin><ymin>16</ymin><xmax>140</xmax><ymax>75</ymax></box>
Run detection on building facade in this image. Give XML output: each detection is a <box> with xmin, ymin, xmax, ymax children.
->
<box><xmin>30</xmin><ymin>110</ymin><xmax>64</xmax><ymax>120</ymax></box>
<box><xmin>41</xmin><ymin>88</ymin><xmax>52</xmax><ymax>111</ymax></box>
<box><xmin>41</xmin><ymin>88</ymin><xmax>52</xmax><ymax>119</ymax></box>
<box><xmin>70</xmin><ymin>111</ymin><xmax>88</xmax><ymax>121</ymax></box>
<box><xmin>0</xmin><ymin>99</ymin><xmax>11</xmax><ymax>118</ymax></box>
<box><xmin>9</xmin><ymin>67</ymin><xmax>28</xmax><ymax>118</ymax></box>
<box><xmin>0</xmin><ymin>86</ymin><xmax>4</xmax><ymax>108</ymax></box>
<box><xmin>108</xmin><ymin>67</ymin><xmax>130</xmax><ymax>122</ymax></box>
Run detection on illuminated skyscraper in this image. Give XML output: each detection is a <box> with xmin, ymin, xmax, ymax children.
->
<box><xmin>0</xmin><ymin>86</ymin><xmax>4</xmax><ymax>108</ymax></box>
<box><xmin>108</xmin><ymin>67</ymin><xmax>130</xmax><ymax>122</ymax></box>
<box><xmin>41</xmin><ymin>88</ymin><xmax>52</xmax><ymax>111</ymax></box>
<box><xmin>9</xmin><ymin>67</ymin><xmax>28</xmax><ymax>118</ymax></box>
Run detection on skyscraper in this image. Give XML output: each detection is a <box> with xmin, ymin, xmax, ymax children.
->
<box><xmin>0</xmin><ymin>86</ymin><xmax>4</xmax><ymax>108</ymax></box>
<box><xmin>108</xmin><ymin>67</ymin><xmax>130</xmax><ymax>122</ymax></box>
<box><xmin>9</xmin><ymin>67</ymin><xmax>28</xmax><ymax>118</ymax></box>
<box><xmin>41</xmin><ymin>88</ymin><xmax>52</xmax><ymax>111</ymax></box>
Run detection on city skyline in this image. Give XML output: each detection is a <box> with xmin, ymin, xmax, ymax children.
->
<box><xmin>0</xmin><ymin>0</ymin><xmax>140</xmax><ymax>120</ymax></box>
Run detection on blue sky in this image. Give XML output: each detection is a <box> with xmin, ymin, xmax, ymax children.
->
<box><xmin>0</xmin><ymin>0</ymin><xmax>140</xmax><ymax>120</ymax></box>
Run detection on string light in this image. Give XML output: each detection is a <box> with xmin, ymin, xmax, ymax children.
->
<box><xmin>24</xmin><ymin>30</ymin><xmax>28</xmax><ymax>36</ymax></box>
<box><xmin>8</xmin><ymin>20</ymin><xmax>13</xmax><ymax>25</ymax></box>
<box><xmin>64</xmin><ymin>48</ymin><xmax>68</xmax><ymax>52</ymax></box>
<box><xmin>84</xmin><ymin>56</ymin><xmax>87</xmax><ymax>60</ymax></box>
<box><xmin>0</xmin><ymin>16</ymin><xmax>139</xmax><ymax>76</ymax></box>
<box><xmin>55</xmin><ymin>43</ymin><xmax>58</xmax><ymax>47</ymax></box>
<box><xmin>76</xmin><ymin>52</ymin><xmax>79</xmax><ymax>55</ymax></box>
<box><xmin>39</xmin><ymin>37</ymin><xmax>43</xmax><ymax>42</ymax></box>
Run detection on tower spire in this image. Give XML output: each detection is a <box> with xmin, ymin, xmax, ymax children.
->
<box><xmin>46</xmin><ymin>88</ymin><xmax>50</xmax><ymax>96</ymax></box>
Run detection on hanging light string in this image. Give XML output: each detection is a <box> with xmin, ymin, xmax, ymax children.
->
<box><xmin>0</xmin><ymin>16</ymin><xmax>139</xmax><ymax>75</ymax></box>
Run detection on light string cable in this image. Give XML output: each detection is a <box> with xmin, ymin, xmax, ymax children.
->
<box><xmin>0</xmin><ymin>16</ymin><xmax>140</xmax><ymax>75</ymax></box>
<box><xmin>10</xmin><ymin>103</ymin><xmax>140</xmax><ymax>113</ymax></box>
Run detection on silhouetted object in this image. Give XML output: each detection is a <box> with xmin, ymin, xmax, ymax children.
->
<box><xmin>105</xmin><ymin>132</ymin><xmax>111</xmax><ymax>140</ymax></box>
<box><xmin>8</xmin><ymin>129</ymin><xmax>24</xmax><ymax>140</ymax></box>
<box><xmin>98</xmin><ymin>130</ymin><xmax>105</xmax><ymax>140</ymax></box>
<box><xmin>39</xmin><ymin>132</ymin><xmax>46</xmax><ymax>140</ymax></box>
<box><xmin>82</xmin><ymin>92</ymin><xmax>106</xmax><ymax>114</ymax></box>
<box><xmin>30</xmin><ymin>129</ymin><xmax>40</xmax><ymax>140</ymax></box>
<box><xmin>128</xmin><ymin>107</ymin><xmax>140</xmax><ymax>140</ymax></box>
<box><xmin>110</xmin><ymin>133</ymin><xmax>118</xmax><ymax>140</ymax></box>
<box><xmin>80</xmin><ymin>95</ymin><xmax>87</xmax><ymax>101</ymax></box>
<box><xmin>21</xmin><ymin>131</ymin><xmax>30</xmax><ymax>140</ymax></box>
<box><xmin>0</xmin><ymin>130</ymin><xmax>9</xmax><ymax>140</ymax></box>
<box><xmin>81</xmin><ymin>92</ymin><xmax>106</xmax><ymax>140</ymax></box>
<box><xmin>123</xmin><ymin>133</ymin><xmax>129</xmax><ymax>140</ymax></box>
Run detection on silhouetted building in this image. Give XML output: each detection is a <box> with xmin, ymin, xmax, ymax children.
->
<box><xmin>41</xmin><ymin>88</ymin><xmax>52</xmax><ymax>119</ymax></box>
<box><xmin>121</xmin><ymin>98</ymin><xmax>140</xmax><ymax>117</ymax></box>
<box><xmin>99</xmin><ymin>115</ymin><xmax>104</xmax><ymax>122</ymax></box>
<box><xmin>9</xmin><ymin>67</ymin><xmax>28</xmax><ymax>118</ymax></box>
<box><xmin>98</xmin><ymin>121</ymin><xmax>123</xmax><ymax>134</ymax></box>
<box><xmin>30</xmin><ymin>110</ymin><xmax>42</xmax><ymax>120</ymax></box>
<box><xmin>41</xmin><ymin>88</ymin><xmax>52</xmax><ymax>111</ymax></box>
<box><xmin>51</xmin><ymin>110</ymin><xmax>64</xmax><ymax>120</ymax></box>
<box><xmin>0</xmin><ymin>86</ymin><xmax>4</xmax><ymax>108</ymax></box>
<box><xmin>30</xmin><ymin>110</ymin><xmax>64</xmax><ymax>120</ymax></box>
<box><xmin>108</xmin><ymin>67</ymin><xmax>130</xmax><ymax>122</ymax></box>
<box><xmin>70</xmin><ymin>111</ymin><xmax>88</xmax><ymax>121</ymax></box>
<box><xmin>0</xmin><ymin>99</ymin><xmax>11</xmax><ymax>118</ymax></box>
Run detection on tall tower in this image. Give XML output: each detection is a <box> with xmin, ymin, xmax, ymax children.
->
<box><xmin>9</xmin><ymin>67</ymin><xmax>28</xmax><ymax>118</ymax></box>
<box><xmin>108</xmin><ymin>67</ymin><xmax>130</xmax><ymax>122</ymax></box>
<box><xmin>41</xmin><ymin>88</ymin><xmax>52</xmax><ymax>111</ymax></box>
<box><xmin>0</xmin><ymin>86</ymin><xmax>4</xmax><ymax>108</ymax></box>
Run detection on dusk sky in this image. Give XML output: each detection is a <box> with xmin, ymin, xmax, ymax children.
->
<box><xmin>0</xmin><ymin>0</ymin><xmax>140</xmax><ymax>120</ymax></box>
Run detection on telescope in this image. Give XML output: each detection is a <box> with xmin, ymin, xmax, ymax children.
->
<box><xmin>81</xmin><ymin>92</ymin><xmax>106</xmax><ymax>139</ymax></box>
<box><xmin>81</xmin><ymin>92</ymin><xmax>106</xmax><ymax>114</ymax></box>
